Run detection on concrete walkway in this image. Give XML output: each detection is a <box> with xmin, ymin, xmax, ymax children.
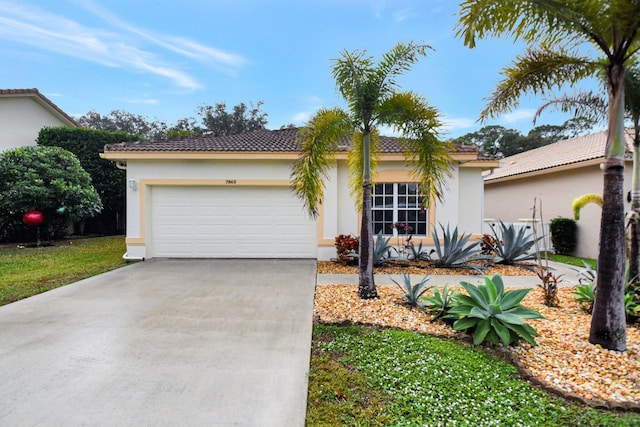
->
<box><xmin>317</xmin><ymin>260</ymin><xmax>582</xmax><ymax>287</ymax></box>
<box><xmin>0</xmin><ymin>259</ymin><xmax>317</xmax><ymax>427</ymax></box>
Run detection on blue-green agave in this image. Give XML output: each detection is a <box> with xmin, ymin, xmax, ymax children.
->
<box><xmin>447</xmin><ymin>274</ymin><xmax>544</xmax><ymax>346</ymax></box>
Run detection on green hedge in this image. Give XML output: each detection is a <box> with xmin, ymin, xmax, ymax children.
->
<box><xmin>550</xmin><ymin>217</ymin><xmax>577</xmax><ymax>255</ymax></box>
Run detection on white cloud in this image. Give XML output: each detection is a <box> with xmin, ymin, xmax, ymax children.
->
<box><xmin>76</xmin><ymin>0</ymin><xmax>247</xmax><ymax>73</ymax></box>
<box><xmin>393</xmin><ymin>8</ymin><xmax>411</xmax><ymax>23</ymax></box>
<box><xmin>441</xmin><ymin>116</ymin><xmax>477</xmax><ymax>132</ymax></box>
<box><xmin>124</xmin><ymin>98</ymin><xmax>159</xmax><ymax>105</ymax></box>
<box><xmin>0</xmin><ymin>0</ymin><xmax>247</xmax><ymax>89</ymax></box>
<box><xmin>498</xmin><ymin>109</ymin><xmax>536</xmax><ymax>124</ymax></box>
<box><xmin>292</xmin><ymin>111</ymin><xmax>312</xmax><ymax>124</ymax></box>
<box><xmin>377</xmin><ymin>124</ymin><xmax>403</xmax><ymax>137</ymax></box>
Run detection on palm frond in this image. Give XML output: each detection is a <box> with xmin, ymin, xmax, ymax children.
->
<box><xmin>332</xmin><ymin>49</ymin><xmax>377</xmax><ymax>124</ymax></box>
<box><xmin>291</xmin><ymin>108</ymin><xmax>352</xmax><ymax>217</ymax></box>
<box><xmin>533</xmin><ymin>90</ymin><xmax>607</xmax><ymax>125</ymax></box>
<box><xmin>455</xmin><ymin>0</ymin><xmax>604</xmax><ymax>48</ymax></box>
<box><xmin>378</xmin><ymin>92</ymin><xmax>453</xmax><ymax>207</ymax></box>
<box><xmin>480</xmin><ymin>48</ymin><xmax>598</xmax><ymax>121</ymax></box>
<box><xmin>625</xmin><ymin>65</ymin><xmax>640</xmax><ymax>130</ymax></box>
<box><xmin>373</xmin><ymin>42</ymin><xmax>432</xmax><ymax>96</ymax></box>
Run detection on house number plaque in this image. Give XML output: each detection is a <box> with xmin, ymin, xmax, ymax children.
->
<box><xmin>225</xmin><ymin>179</ymin><xmax>237</xmax><ymax>184</ymax></box>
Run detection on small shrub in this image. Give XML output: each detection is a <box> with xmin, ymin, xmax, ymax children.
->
<box><xmin>335</xmin><ymin>234</ymin><xmax>358</xmax><ymax>265</ymax></box>
<box><xmin>536</xmin><ymin>268</ymin><xmax>562</xmax><ymax>307</ymax></box>
<box><xmin>550</xmin><ymin>217</ymin><xmax>577</xmax><ymax>255</ymax></box>
<box><xmin>447</xmin><ymin>274</ymin><xmax>544</xmax><ymax>346</ymax></box>
<box><xmin>0</xmin><ymin>146</ymin><xmax>103</xmax><ymax>242</ymax></box>
<box><xmin>424</xmin><ymin>285</ymin><xmax>458</xmax><ymax>323</ymax></box>
<box><xmin>391</xmin><ymin>274</ymin><xmax>432</xmax><ymax>308</ymax></box>
<box><xmin>480</xmin><ymin>234</ymin><xmax>496</xmax><ymax>255</ymax></box>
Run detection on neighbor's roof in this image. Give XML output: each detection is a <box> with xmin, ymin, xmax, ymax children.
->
<box><xmin>103</xmin><ymin>127</ymin><xmax>482</xmax><ymax>155</ymax></box>
<box><xmin>485</xmin><ymin>130</ymin><xmax>635</xmax><ymax>182</ymax></box>
<box><xmin>0</xmin><ymin>88</ymin><xmax>79</xmax><ymax>127</ymax></box>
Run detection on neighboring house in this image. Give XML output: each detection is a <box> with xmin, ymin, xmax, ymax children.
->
<box><xmin>101</xmin><ymin>128</ymin><xmax>499</xmax><ymax>260</ymax></box>
<box><xmin>484</xmin><ymin>130</ymin><xmax>635</xmax><ymax>259</ymax></box>
<box><xmin>0</xmin><ymin>88</ymin><xmax>79</xmax><ymax>152</ymax></box>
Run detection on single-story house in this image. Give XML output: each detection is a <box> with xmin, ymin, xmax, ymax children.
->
<box><xmin>0</xmin><ymin>88</ymin><xmax>79</xmax><ymax>152</ymax></box>
<box><xmin>101</xmin><ymin>128</ymin><xmax>499</xmax><ymax>260</ymax></box>
<box><xmin>484</xmin><ymin>130</ymin><xmax>635</xmax><ymax>259</ymax></box>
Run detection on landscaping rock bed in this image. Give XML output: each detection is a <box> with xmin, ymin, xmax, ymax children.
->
<box><xmin>317</xmin><ymin>260</ymin><xmax>538</xmax><ymax>276</ymax></box>
<box><xmin>313</xmin><ymin>284</ymin><xmax>640</xmax><ymax>410</ymax></box>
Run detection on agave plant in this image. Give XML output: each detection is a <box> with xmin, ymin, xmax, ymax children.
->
<box><xmin>373</xmin><ymin>230</ymin><xmax>396</xmax><ymax>267</ymax></box>
<box><xmin>432</xmin><ymin>223</ymin><xmax>486</xmax><ymax>270</ymax></box>
<box><xmin>391</xmin><ymin>274</ymin><xmax>432</xmax><ymax>308</ymax></box>
<box><xmin>571</xmin><ymin>260</ymin><xmax>597</xmax><ymax>286</ymax></box>
<box><xmin>490</xmin><ymin>221</ymin><xmax>540</xmax><ymax>265</ymax></box>
<box><xmin>447</xmin><ymin>274</ymin><xmax>544</xmax><ymax>346</ymax></box>
<box><xmin>407</xmin><ymin>240</ymin><xmax>434</xmax><ymax>262</ymax></box>
<box><xmin>424</xmin><ymin>285</ymin><xmax>458</xmax><ymax>322</ymax></box>
<box><xmin>572</xmin><ymin>282</ymin><xmax>596</xmax><ymax>313</ymax></box>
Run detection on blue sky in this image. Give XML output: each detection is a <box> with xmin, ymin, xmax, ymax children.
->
<box><xmin>0</xmin><ymin>0</ymin><xmax>590</xmax><ymax>138</ymax></box>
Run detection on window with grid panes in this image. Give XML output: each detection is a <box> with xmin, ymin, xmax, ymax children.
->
<box><xmin>372</xmin><ymin>183</ymin><xmax>428</xmax><ymax>236</ymax></box>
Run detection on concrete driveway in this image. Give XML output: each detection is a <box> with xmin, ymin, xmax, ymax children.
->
<box><xmin>0</xmin><ymin>259</ymin><xmax>317</xmax><ymax>426</ymax></box>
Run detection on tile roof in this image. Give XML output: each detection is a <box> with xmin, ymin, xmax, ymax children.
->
<box><xmin>485</xmin><ymin>130</ymin><xmax>636</xmax><ymax>181</ymax></box>
<box><xmin>103</xmin><ymin>127</ymin><xmax>482</xmax><ymax>155</ymax></box>
<box><xmin>0</xmin><ymin>88</ymin><xmax>80</xmax><ymax>127</ymax></box>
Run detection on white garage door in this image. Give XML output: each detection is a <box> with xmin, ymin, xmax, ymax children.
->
<box><xmin>150</xmin><ymin>186</ymin><xmax>317</xmax><ymax>258</ymax></box>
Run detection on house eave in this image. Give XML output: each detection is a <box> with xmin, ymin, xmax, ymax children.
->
<box><xmin>460</xmin><ymin>160</ymin><xmax>501</xmax><ymax>169</ymax></box>
<box><xmin>484</xmin><ymin>157</ymin><xmax>622</xmax><ymax>184</ymax></box>
<box><xmin>101</xmin><ymin>150</ymin><xmax>484</xmax><ymax>162</ymax></box>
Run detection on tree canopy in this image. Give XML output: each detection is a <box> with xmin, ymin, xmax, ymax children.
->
<box><xmin>452</xmin><ymin>118</ymin><xmax>595</xmax><ymax>157</ymax></box>
<box><xmin>0</xmin><ymin>146</ymin><xmax>102</xmax><ymax>242</ymax></box>
<box><xmin>77</xmin><ymin>101</ymin><xmax>268</xmax><ymax>139</ymax></box>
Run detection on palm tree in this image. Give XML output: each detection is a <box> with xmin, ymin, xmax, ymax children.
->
<box><xmin>456</xmin><ymin>0</ymin><xmax>640</xmax><ymax>351</ymax></box>
<box><xmin>291</xmin><ymin>42</ymin><xmax>452</xmax><ymax>299</ymax></box>
<box><xmin>533</xmin><ymin>64</ymin><xmax>640</xmax><ymax>284</ymax></box>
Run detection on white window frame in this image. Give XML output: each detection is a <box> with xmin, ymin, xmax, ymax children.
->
<box><xmin>371</xmin><ymin>182</ymin><xmax>428</xmax><ymax>236</ymax></box>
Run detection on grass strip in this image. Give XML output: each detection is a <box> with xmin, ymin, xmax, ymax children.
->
<box><xmin>0</xmin><ymin>236</ymin><xmax>127</xmax><ymax>305</ymax></box>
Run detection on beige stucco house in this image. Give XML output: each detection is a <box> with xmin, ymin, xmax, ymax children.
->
<box><xmin>102</xmin><ymin>128</ymin><xmax>498</xmax><ymax>260</ymax></box>
<box><xmin>484</xmin><ymin>130</ymin><xmax>635</xmax><ymax>259</ymax></box>
<box><xmin>0</xmin><ymin>88</ymin><xmax>79</xmax><ymax>152</ymax></box>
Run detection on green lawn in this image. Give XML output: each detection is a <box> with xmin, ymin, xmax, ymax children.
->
<box><xmin>546</xmin><ymin>252</ymin><xmax>597</xmax><ymax>269</ymax></box>
<box><xmin>0</xmin><ymin>235</ymin><xmax>127</xmax><ymax>305</ymax></box>
<box><xmin>307</xmin><ymin>324</ymin><xmax>640</xmax><ymax>426</ymax></box>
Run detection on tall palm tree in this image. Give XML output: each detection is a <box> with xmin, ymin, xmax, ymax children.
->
<box><xmin>456</xmin><ymin>0</ymin><xmax>640</xmax><ymax>351</ymax></box>
<box><xmin>533</xmin><ymin>64</ymin><xmax>640</xmax><ymax>284</ymax></box>
<box><xmin>291</xmin><ymin>42</ymin><xmax>452</xmax><ymax>299</ymax></box>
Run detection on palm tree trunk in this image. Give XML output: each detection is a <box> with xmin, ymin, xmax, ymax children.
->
<box><xmin>358</xmin><ymin>131</ymin><xmax>377</xmax><ymax>299</ymax></box>
<box><xmin>589</xmin><ymin>71</ymin><xmax>627</xmax><ymax>351</ymax></box>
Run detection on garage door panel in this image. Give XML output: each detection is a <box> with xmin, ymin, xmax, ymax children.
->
<box><xmin>151</xmin><ymin>186</ymin><xmax>316</xmax><ymax>258</ymax></box>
